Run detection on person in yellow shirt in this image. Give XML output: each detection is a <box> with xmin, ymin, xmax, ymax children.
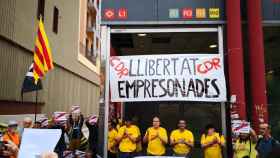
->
<box><xmin>108</xmin><ymin>121</ymin><xmax>118</xmax><ymax>158</ymax></box>
<box><xmin>234</xmin><ymin>128</ymin><xmax>258</xmax><ymax>158</ymax></box>
<box><xmin>115</xmin><ymin>117</ymin><xmax>139</xmax><ymax>158</ymax></box>
<box><xmin>201</xmin><ymin>124</ymin><xmax>225</xmax><ymax>158</ymax></box>
<box><xmin>143</xmin><ymin>117</ymin><xmax>168</xmax><ymax>156</ymax></box>
<box><xmin>170</xmin><ymin>120</ymin><xmax>194</xmax><ymax>157</ymax></box>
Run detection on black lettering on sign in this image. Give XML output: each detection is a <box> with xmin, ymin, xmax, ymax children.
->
<box><xmin>145</xmin><ymin>59</ymin><xmax>148</xmax><ymax>76</ymax></box>
<box><xmin>137</xmin><ymin>59</ymin><xmax>144</xmax><ymax>76</ymax></box>
<box><xmin>171</xmin><ymin>58</ymin><xmax>179</xmax><ymax>75</ymax></box>
<box><xmin>187</xmin><ymin>78</ymin><xmax>196</xmax><ymax>97</ymax></box>
<box><xmin>190</xmin><ymin>58</ymin><xmax>199</xmax><ymax>75</ymax></box>
<box><xmin>129</xmin><ymin>59</ymin><xmax>136</xmax><ymax>77</ymax></box>
<box><xmin>125</xmin><ymin>80</ymin><xmax>136</xmax><ymax>98</ymax></box>
<box><xmin>181</xmin><ymin>58</ymin><xmax>192</xmax><ymax>75</ymax></box>
<box><xmin>136</xmin><ymin>80</ymin><xmax>145</xmax><ymax>98</ymax></box>
<box><xmin>211</xmin><ymin>79</ymin><xmax>220</xmax><ymax>98</ymax></box>
<box><xmin>174</xmin><ymin>78</ymin><xmax>186</xmax><ymax>97</ymax></box>
<box><xmin>163</xmin><ymin>59</ymin><xmax>170</xmax><ymax>75</ymax></box>
<box><xmin>156</xmin><ymin>59</ymin><xmax>162</xmax><ymax>76</ymax></box>
<box><xmin>149</xmin><ymin>60</ymin><xmax>155</xmax><ymax>76</ymax></box>
<box><xmin>195</xmin><ymin>79</ymin><xmax>204</xmax><ymax>97</ymax></box>
<box><xmin>167</xmin><ymin>79</ymin><xmax>175</xmax><ymax>97</ymax></box>
<box><xmin>118</xmin><ymin>81</ymin><xmax>125</xmax><ymax>98</ymax></box>
<box><xmin>159</xmin><ymin>79</ymin><xmax>167</xmax><ymax>97</ymax></box>
<box><xmin>152</xmin><ymin>79</ymin><xmax>159</xmax><ymax>97</ymax></box>
<box><xmin>204</xmin><ymin>78</ymin><xmax>211</xmax><ymax>98</ymax></box>
<box><xmin>144</xmin><ymin>79</ymin><xmax>151</xmax><ymax>98</ymax></box>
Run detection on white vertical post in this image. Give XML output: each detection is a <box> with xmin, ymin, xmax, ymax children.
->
<box><xmin>218</xmin><ymin>26</ymin><xmax>224</xmax><ymax>56</ymax></box>
<box><xmin>218</xmin><ymin>26</ymin><xmax>228</xmax><ymax>158</ymax></box>
<box><xmin>218</xmin><ymin>26</ymin><xmax>226</xmax><ymax>135</ymax></box>
<box><xmin>101</xmin><ymin>25</ymin><xmax>110</xmax><ymax>158</ymax></box>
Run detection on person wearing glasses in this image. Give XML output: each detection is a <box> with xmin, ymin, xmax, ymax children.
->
<box><xmin>143</xmin><ymin>117</ymin><xmax>168</xmax><ymax>156</ymax></box>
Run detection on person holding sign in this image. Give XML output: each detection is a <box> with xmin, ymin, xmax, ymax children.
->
<box><xmin>143</xmin><ymin>117</ymin><xmax>168</xmax><ymax>156</ymax></box>
<box><xmin>234</xmin><ymin>128</ymin><xmax>258</xmax><ymax>158</ymax></box>
<box><xmin>201</xmin><ymin>124</ymin><xmax>225</xmax><ymax>158</ymax></box>
<box><xmin>170</xmin><ymin>120</ymin><xmax>194</xmax><ymax>157</ymax></box>
<box><xmin>115</xmin><ymin>117</ymin><xmax>139</xmax><ymax>158</ymax></box>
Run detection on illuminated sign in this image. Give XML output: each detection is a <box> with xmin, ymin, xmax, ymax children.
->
<box><xmin>102</xmin><ymin>0</ymin><xmax>225</xmax><ymax>24</ymax></box>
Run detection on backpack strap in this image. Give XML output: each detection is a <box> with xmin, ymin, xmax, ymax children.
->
<box><xmin>255</xmin><ymin>137</ymin><xmax>262</xmax><ymax>150</ymax></box>
<box><xmin>249</xmin><ymin>139</ymin><xmax>252</xmax><ymax>156</ymax></box>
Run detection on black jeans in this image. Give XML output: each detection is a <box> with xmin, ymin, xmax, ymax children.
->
<box><xmin>119</xmin><ymin>152</ymin><xmax>134</xmax><ymax>158</ymax></box>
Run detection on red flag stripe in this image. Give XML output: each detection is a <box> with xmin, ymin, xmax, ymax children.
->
<box><xmin>34</xmin><ymin>62</ymin><xmax>44</xmax><ymax>77</ymax></box>
<box><xmin>35</xmin><ymin>46</ymin><xmax>45</xmax><ymax>64</ymax></box>
<box><xmin>37</xmin><ymin>30</ymin><xmax>52</xmax><ymax>69</ymax></box>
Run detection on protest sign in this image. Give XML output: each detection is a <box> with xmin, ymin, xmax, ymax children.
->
<box><xmin>71</xmin><ymin>105</ymin><xmax>81</xmax><ymax>114</ymax></box>
<box><xmin>232</xmin><ymin>120</ymin><xmax>251</xmax><ymax>134</ymax></box>
<box><xmin>110</xmin><ymin>54</ymin><xmax>227</xmax><ymax>102</ymax></box>
<box><xmin>53</xmin><ymin>111</ymin><xmax>67</xmax><ymax>124</ymax></box>
<box><xmin>88</xmin><ymin>115</ymin><xmax>98</xmax><ymax>125</ymax></box>
<box><xmin>18</xmin><ymin>129</ymin><xmax>62</xmax><ymax>158</ymax></box>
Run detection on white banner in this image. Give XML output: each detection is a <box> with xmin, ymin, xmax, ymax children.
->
<box><xmin>110</xmin><ymin>54</ymin><xmax>227</xmax><ymax>102</ymax></box>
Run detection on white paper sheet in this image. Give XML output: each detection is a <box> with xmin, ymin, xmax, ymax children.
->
<box><xmin>18</xmin><ymin>128</ymin><xmax>62</xmax><ymax>158</ymax></box>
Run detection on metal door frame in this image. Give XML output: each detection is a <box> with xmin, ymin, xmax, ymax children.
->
<box><xmin>101</xmin><ymin>26</ymin><xmax>226</xmax><ymax>158</ymax></box>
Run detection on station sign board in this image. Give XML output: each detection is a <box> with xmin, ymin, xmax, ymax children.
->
<box><xmin>262</xmin><ymin>0</ymin><xmax>280</xmax><ymax>21</ymax></box>
<box><xmin>101</xmin><ymin>0</ymin><xmax>225</xmax><ymax>24</ymax></box>
<box><xmin>102</xmin><ymin>0</ymin><xmax>280</xmax><ymax>25</ymax></box>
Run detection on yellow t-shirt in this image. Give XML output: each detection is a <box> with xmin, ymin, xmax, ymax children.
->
<box><xmin>116</xmin><ymin>125</ymin><xmax>139</xmax><ymax>152</ymax></box>
<box><xmin>108</xmin><ymin>129</ymin><xmax>118</xmax><ymax>153</ymax></box>
<box><xmin>234</xmin><ymin>139</ymin><xmax>258</xmax><ymax>158</ymax></box>
<box><xmin>201</xmin><ymin>132</ymin><xmax>225</xmax><ymax>158</ymax></box>
<box><xmin>134</xmin><ymin>125</ymin><xmax>142</xmax><ymax>152</ymax></box>
<box><xmin>145</xmin><ymin>127</ymin><xmax>168</xmax><ymax>156</ymax></box>
<box><xmin>170</xmin><ymin>129</ymin><xmax>194</xmax><ymax>155</ymax></box>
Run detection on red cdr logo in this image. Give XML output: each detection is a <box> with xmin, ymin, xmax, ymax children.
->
<box><xmin>110</xmin><ymin>56</ymin><xmax>128</xmax><ymax>78</ymax></box>
<box><xmin>197</xmin><ymin>58</ymin><xmax>221</xmax><ymax>74</ymax></box>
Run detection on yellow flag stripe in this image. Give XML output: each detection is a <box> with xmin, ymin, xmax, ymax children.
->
<box><xmin>39</xmin><ymin>19</ymin><xmax>54</xmax><ymax>70</ymax></box>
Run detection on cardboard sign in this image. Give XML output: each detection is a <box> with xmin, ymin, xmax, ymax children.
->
<box><xmin>18</xmin><ymin>129</ymin><xmax>61</xmax><ymax>158</ymax></box>
<box><xmin>110</xmin><ymin>54</ymin><xmax>227</xmax><ymax>102</ymax></box>
<box><xmin>232</xmin><ymin>120</ymin><xmax>250</xmax><ymax>134</ymax></box>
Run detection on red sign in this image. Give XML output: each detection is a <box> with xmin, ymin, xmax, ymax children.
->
<box><xmin>182</xmin><ymin>8</ymin><xmax>193</xmax><ymax>19</ymax></box>
<box><xmin>104</xmin><ymin>9</ymin><xmax>115</xmax><ymax>19</ymax></box>
<box><xmin>118</xmin><ymin>8</ymin><xmax>128</xmax><ymax>19</ymax></box>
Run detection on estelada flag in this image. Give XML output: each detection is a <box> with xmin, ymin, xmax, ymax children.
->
<box><xmin>21</xmin><ymin>63</ymin><xmax>43</xmax><ymax>93</ymax></box>
<box><xmin>33</xmin><ymin>17</ymin><xmax>54</xmax><ymax>84</ymax></box>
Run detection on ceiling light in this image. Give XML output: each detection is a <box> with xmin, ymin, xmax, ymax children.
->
<box><xmin>138</xmin><ymin>33</ymin><xmax>147</xmax><ymax>37</ymax></box>
<box><xmin>209</xmin><ymin>44</ymin><xmax>217</xmax><ymax>48</ymax></box>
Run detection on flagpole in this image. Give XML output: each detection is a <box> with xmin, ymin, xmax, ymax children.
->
<box><xmin>35</xmin><ymin>89</ymin><xmax>38</xmax><ymax>122</ymax></box>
